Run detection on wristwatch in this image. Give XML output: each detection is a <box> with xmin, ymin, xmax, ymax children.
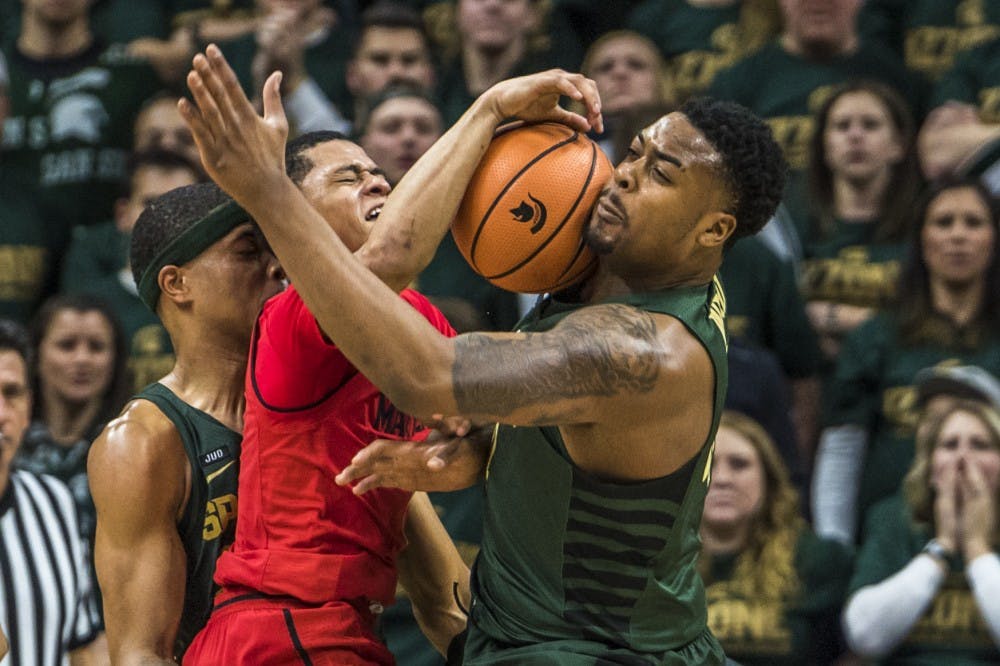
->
<box><xmin>922</xmin><ymin>538</ymin><xmax>955</xmax><ymax>563</ymax></box>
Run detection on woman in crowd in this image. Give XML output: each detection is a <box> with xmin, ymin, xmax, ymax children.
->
<box><xmin>813</xmin><ymin>176</ymin><xmax>1000</xmax><ymax>546</ymax></box>
<box><xmin>700</xmin><ymin>411</ymin><xmax>852</xmax><ymax>665</ymax></box>
<box><xmin>801</xmin><ymin>79</ymin><xmax>923</xmax><ymax>361</ymax></box>
<box><xmin>14</xmin><ymin>293</ymin><xmax>129</xmax><ymax>549</ymax></box>
<box><xmin>578</xmin><ymin>29</ymin><xmax>675</xmax><ymax>161</ymax></box>
<box><xmin>844</xmin><ymin>401</ymin><xmax>1000</xmax><ymax>663</ymax></box>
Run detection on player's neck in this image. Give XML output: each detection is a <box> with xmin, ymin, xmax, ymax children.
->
<box><xmin>162</xmin><ymin>341</ymin><xmax>248</xmax><ymax>431</ymax></box>
<box><xmin>18</xmin><ymin>19</ymin><xmax>92</xmax><ymax>59</ymax></box>
<box><xmin>588</xmin><ymin>261</ymin><xmax>717</xmax><ymax>301</ymax></box>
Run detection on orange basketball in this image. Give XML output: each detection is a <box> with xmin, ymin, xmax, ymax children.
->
<box><xmin>452</xmin><ymin>122</ymin><xmax>614</xmax><ymax>294</ymax></box>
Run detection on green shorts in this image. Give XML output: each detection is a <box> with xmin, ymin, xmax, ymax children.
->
<box><xmin>462</xmin><ymin>624</ymin><xmax>726</xmax><ymax>665</ymax></box>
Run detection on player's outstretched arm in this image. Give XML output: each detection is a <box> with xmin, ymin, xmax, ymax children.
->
<box><xmin>88</xmin><ymin>402</ymin><xmax>190</xmax><ymax>665</ymax></box>
<box><xmin>397</xmin><ymin>493</ymin><xmax>471</xmax><ymax>656</ymax></box>
<box><xmin>180</xmin><ymin>45</ymin><xmax>602</xmax><ymax>293</ymax></box>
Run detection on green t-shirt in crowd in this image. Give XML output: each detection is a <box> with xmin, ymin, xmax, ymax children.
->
<box><xmin>708</xmin><ymin>40</ymin><xmax>928</xmax><ymax>225</ymax></box>
<box><xmin>704</xmin><ymin>530</ymin><xmax>853</xmax><ymax>666</ymax></box>
<box><xmin>859</xmin><ymin>0</ymin><xmax>1000</xmax><ymax>82</ymax></box>
<box><xmin>0</xmin><ymin>41</ymin><xmax>161</xmax><ymax>229</ymax></box>
<box><xmin>825</xmin><ymin>312</ymin><xmax>1000</xmax><ymax>531</ymax></box>
<box><xmin>625</xmin><ymin>0</ymin><xmax>768</xmax><ymax>102</ymax></box>
<box><xmin>851</xmin><ymin>494</ymin><xmax>1000</xmax><ymax>665</ymax></box>
<box><xmin>933</xmin><ymin>36</ymin><xmax>1000</xmax><ymax>122</ymax></box>
<box><xmin>0</xmin><ymin>169</ymin><xmax>64</xmax><ymax>323</ymax></box>
<box><xmin>719</xmin><ymin>235</ymin><xmax>822</xmax><ymax>379</ymax></box>
<box><xmin>61</xmin><ymin>221</ymin><xmax>174</xmax><ymax>394</ymax></box>
<box><xmin>799</xmin><ymin>217</ymin><xmax>908</xmax><ymax>309</ymax></box>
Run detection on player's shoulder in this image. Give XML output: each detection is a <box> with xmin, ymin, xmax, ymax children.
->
<box><xmin>91</xmin><ymin>397</ymin><xmax>187</xmax><ymax>478</ymax></box>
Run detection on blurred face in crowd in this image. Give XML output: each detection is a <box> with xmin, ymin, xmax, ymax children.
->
<box><xmin>347</xmin><ymin>27</ymin><xmax>434</xmax><ymax>99</ymax></box>
<box><xmin>921</xmin><ymin>186</ymin><xmax>995</xmax><ymax>288</ymax></box>
<box><xmin>258</xmin><ymin>0</ymin><xmax>320</xmax><ymax>16</ymax></box>
<box><xmin>360</xmin><ymin>95</ymin><xmax>442</xmax><ymax>186</ymax></box>
<box><xmin>39</xmin><ymin>308</ymin><xmax>115</xmax><ymax>408</ymax></box>
<box><xmin>117</xmin><ymin>164</ymin><xmax>200</xmax><ymax>235</ymax></box>
<box><xmin>931</xmin><ymin>409</ymin><xmax>1000</xmax><ymax>496</ymax></box>
<box><xmin>823</xmin><ymin>90</ymin><xmax>903</xmax><ymax>186</ymax></box>
<box><xmin>585</xmin><ymin>33</ymin><xmax>662</xmax><ymax>116</ymax></box>
<box><xmin>134</xmin><ymin>97</ymin><xmax>200</xmax><ymax>166</ymax></box>
<box><xmin>780</xmin><ymin>0</ymin><xmax>861</xmax><ymax>57</ymax></box>
<box><xmin>0</xmin><ymin>349</ymin><xmax>31</xmax><ymax>487</ymax></box>
<box><xmin>702</xmin><ymin>425</ymin><xmax>765</xmax><ymax>530</ymax></box>
<box><xmin>21</xmin><ymin>0</ymin><xmax>91</xmax><ymax>27</ymax></box>
<box><xmin>457</xmin><ymin>0</ymin><xmax>536</xmax><ymax>54</ymax></box>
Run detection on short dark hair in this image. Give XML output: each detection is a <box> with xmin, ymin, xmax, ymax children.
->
<box><xmin>126</xmin><ymin>148</ymin><xmax>204</xmax><ymax>194</ymax></box>
<box><xmin>681</xmin><ymin>97</ymin><xmax>787</xmax><ymax>245</ymax></box>
<box><xmin>29</xmin><ymin>293</ymin><xmax>130</xmax><ymax>425</ymax></box>
<box><xmin>354</xmin><ymin>1</ymin><xmax>430</xmax><ymax>57</ymax></box>
<box><xmin>356</xmin><ymin>82</ymin><xmax>441</xmax><ymax>137</ymax></box>
<box><xmin>285</xmin><ymin>130</ymin><xmax>351</xmax><ymax>185</ymax></box>
<box><xmin>130</xmin><ymin>182</ymin><xmax>235</xmax><ymax>288</ymax></box>
<box><xmin>0</xmin><ymin>319</ymin><xmax>32</xmax><ymax>375</ymax></box>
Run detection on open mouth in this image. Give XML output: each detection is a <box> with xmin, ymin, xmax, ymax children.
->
<box><xmin>365</xmin><ymin>206</ymin><xmax>383</xmax><ymax>221</ymax></box>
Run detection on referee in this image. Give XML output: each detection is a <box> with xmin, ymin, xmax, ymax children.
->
<box><xmin>0</xmin><ymin>319</ymin><xmax>102</xmax><ymax>664</ymax></box>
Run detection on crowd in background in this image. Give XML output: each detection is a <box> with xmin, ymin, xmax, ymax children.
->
<box><xmin>1</xmin><ymin>0</ymin><xmax>999</xmax><ymax>664</ymax></box>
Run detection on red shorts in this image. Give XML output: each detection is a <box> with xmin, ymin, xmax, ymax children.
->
<box><xmin>184</xmin><ymin>592</ymin><xmax>395</xmax><ymax>665</ymax></box>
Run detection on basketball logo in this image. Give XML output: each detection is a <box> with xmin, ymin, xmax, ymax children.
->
<box><xmin>510</xmin><ymin>194</ymin><xmax>547</xmax><ymax>235</ymax></box>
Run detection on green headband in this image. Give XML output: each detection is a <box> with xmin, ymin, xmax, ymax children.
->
<box><xmin>137</xmin><ymin>199</ymin><xmax>251</xmax><ymax>311</ymax></box>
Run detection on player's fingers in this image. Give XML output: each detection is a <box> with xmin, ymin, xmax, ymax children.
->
<box><xmin>193</xmin><ymin>48</ymin><xmax>241</xmax><ymax>131</ymax></box>
<box><xmin>550</xmin><ymin>107</ymin><xmax>592</xmax><ymax>133</ymax></box>
<box><xmin>206</xmin><ymin>43</ymin><xmax>257</xmax><ymax>124</ymax></box>
<box><xmin>262</xmin><ymin>71</ymin><xmax>289</xmax><ymax>137</ymax></box>
<box><xmin>351</xmin><ymin>474</ymin><xmax>383</xmax><ymax>495</ymax></box>
<box><xmin>187</xmin><ymin>67</ymin><xmax>227</xmax><ymax>136</ymax></box>
<box><xmin>177</xmin><ymin>97</ymin><xmax>215</xmax><ymax>151</ymax></box>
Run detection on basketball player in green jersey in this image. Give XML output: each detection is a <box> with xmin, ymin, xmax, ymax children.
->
<box><xmin>87</xmin><ymin>183</ymin><xmax>287</xmax><ymax>661</ymax></box>
<box><xmin>181</xmin><ymin>46</ymin><xmax>786</xmax><ymax>664</ymax></box>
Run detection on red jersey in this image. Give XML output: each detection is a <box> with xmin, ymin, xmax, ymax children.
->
<box><xmin>213</xmin><ymin>286</ymin><xmax>454</xmax><ymax>607</ymax></box>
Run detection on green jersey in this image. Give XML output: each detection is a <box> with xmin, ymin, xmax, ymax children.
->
<box><xmin>859</xmin><ymin>0</ymin><xmax>1000</xmax><ymax>82</ymax></box>
<box><xmin>933</xmin><ymin>36</ymin><xmax>1000</xmax><ymax>122</ymax></box>
<box><xmin>135</xmin><ymin>383</ymin><xmax>240</xmax><ymax>659</ymax></box>
<box><xmin>626</xmin><ymin>0</ymin><xmax>771</xmax><ymax>102</ymax></box>
<box><xmin>466</xmin><ymin>279</ymin><xmax>729</xmax><ymax>665</ymax></box>
<box><xmin>0</xmin><ymin>41</ymin><xmax>160</xmax><ymax>229</ymax></box>
<box><xmin>704</xmin><ymin>531</ymin><xmax>852</xmax><ymax>666</ymax></box>
<box><xmin>719</xmin><ymin>236</ymin><xmax>822</xmax><ymax>379</ymax></box>
<box><xmin>799</xmin><ymin>218</ymin><xmax>908</xmax><ymax>309</ymax></box>
<box><xmin>0</xmin><ymin>169</ymin><xmax>63</xmax><ymax>323</ymax></box>
<box><xmin>852</xmin><ymin>495</ymin><xmax>1000</xmax><ymax>665</ymax></box>
<box><xmin>826</xmin><ymin>313</ymin><xmax>1000</xmax><ymax>529</ymax></box>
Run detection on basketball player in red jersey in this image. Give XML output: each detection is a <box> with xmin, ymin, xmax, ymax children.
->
<box><xmin>179</xmin><ymin>137</ymin><xmax>472</xmax><ymax>662</ymax></box>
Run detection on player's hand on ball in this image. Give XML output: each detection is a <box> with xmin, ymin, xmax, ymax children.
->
<box><xmin>484</xmin><ymin>69</ymin><xmax>604</xmax><ymax>135</ymax></box>
<box><xmin>179</xmin><ymin>43</ymin><xmax>289</xmax><ymax>205</ymax></box>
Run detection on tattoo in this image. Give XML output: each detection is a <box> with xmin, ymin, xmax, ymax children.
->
<box><xmin>453</xmin><ymin>304</ymin><xmax>660</xmax><ymax>418</ymax></box>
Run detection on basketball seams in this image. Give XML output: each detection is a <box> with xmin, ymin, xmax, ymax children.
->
<box><xmin>487</xmin><ymin>140</ymin><xmax>601</xmax><ymax>284</ymax></box>
<box><xmin>468</xmin><ymin>126</ymin><xmax>580</xmax><ymax>269</ymax></box>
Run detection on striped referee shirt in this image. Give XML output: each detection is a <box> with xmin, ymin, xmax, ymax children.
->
<box><xmin>0</xmin><ymin>470</ymin><xmax>100</xmax><ymax>666</ymax></box>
